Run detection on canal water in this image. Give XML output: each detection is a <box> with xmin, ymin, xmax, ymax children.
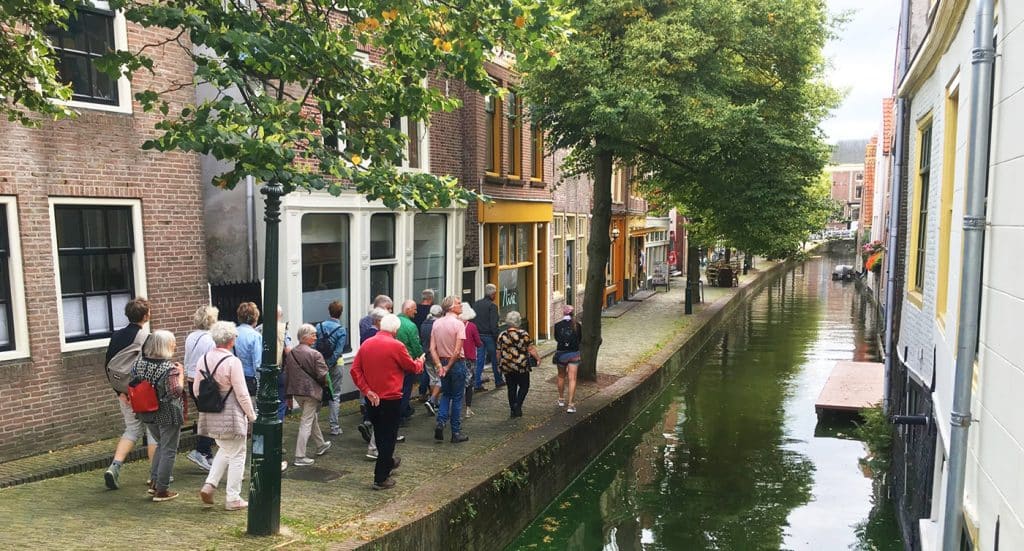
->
<box><xmin>509</xmin><ymin>253</ymin><xmax>903</xmax><ymax>550</ymax></box>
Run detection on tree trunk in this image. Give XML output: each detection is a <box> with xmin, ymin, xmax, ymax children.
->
<box><xmin>686</xmin><ymin>243</ymin><xmax>701</xmax><ymax>310</ymax></box>
<box><xmin>579</xmin><ymin>142</ymin><xmax>613</xmax><ymax>381</ymax></box>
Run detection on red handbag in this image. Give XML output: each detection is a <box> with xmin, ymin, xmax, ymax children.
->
<box><xmin>128</xmin><ymin>377</ymin><xmax>160</xmax><ymax>414</ymax></box>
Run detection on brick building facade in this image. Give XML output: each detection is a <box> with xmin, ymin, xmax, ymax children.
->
<box><xmin>827</xmin><ymin>139</ymin><xmax>869</xmax><ymax>230</ymax></box>
<box><xmin>462</xmin><ymin>60</ymin><xmax>556</xmax><ymax>338</ymax></box>
<box><xmin>883</xmin><ymin>2</ymin><xmax>1024</xmax><ymax>548</ymax></box>
<box><xmin>610</xmin><ymin>166</ymin><xmax>650</xmax><ymax>304</ymax></box>
<box><xmin>0</xmin><ymin>12</ymin><xmax>208</xmax><ymax>461</ymax></box>
<box><xmin>548</xmin><ymin>153</ymin><xmax>651</xmax><ymax>328</ymax></box>
<box><xmin>860</xmin><ymin>136</ymin><xmax>878</xmax><ymax>232</ymax></box>
<box><xmin>550</xmin><ymin>149</ymin><xmax>594</xmax><ymax>327</ymax></box>
<box><xmin>204</xmin><ymin>67</ymin><xmax>472</xmax><ymax>397</ymax></box>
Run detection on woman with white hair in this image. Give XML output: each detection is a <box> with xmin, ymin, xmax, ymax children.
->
<box><xmin>184</xmin><ymin>304</ymin><xmax>218</xmax><ymax>471</ymax></box>
<box><xmin>458</xmin><ymin>304</ymin><xmax>483</xmax><ymax>418</ymax></box>
<box><xmin>284</xmin><ymin>323</ymin><xmax>332</xmax><ymax>467</ymax></box>
<box><xmin>496</xmin><ymin>311</ymin><xmax>541</xmax><ymax>418</ymax></box>
<box><xmin>196</xmin><ymin>321</ymin><xmax>257</xmax><ymax>511</ymax></box>
<box><xmin>131</xmin><ymin>329</ymin><xmax>185</xmax><ymax>502</ymax></box>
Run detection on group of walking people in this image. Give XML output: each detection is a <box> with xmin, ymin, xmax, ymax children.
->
<box><xmin>101</xmin><ymin>299</ymin><xmax>258</xmax><ymax>508</ymax></box>
<box><xmin>98</xmin><ymin>284</ymin><xmax>583</xmax><ymax>502</ymax></box>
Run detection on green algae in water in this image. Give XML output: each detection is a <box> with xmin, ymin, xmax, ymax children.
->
<box><xmin>509</xmin><ymin>255</ymin><xmax>902</xmax><ymax>551</ymax></box>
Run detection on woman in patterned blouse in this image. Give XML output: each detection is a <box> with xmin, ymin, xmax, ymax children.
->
<box><xmin>496</xmin><ymin>311</ymin><xmax>541</xmax><ymax>418</ymax></box>
<box><xmin>131</xmin><ymin>330</ymin><xmax>186</xmax><ymax>502</ymax></box>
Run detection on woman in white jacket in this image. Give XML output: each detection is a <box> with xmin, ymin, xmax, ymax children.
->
<box><xmin>194</xmin><ymin>321</ymin><xmax>256</xmax><ymax>511</ymax></box>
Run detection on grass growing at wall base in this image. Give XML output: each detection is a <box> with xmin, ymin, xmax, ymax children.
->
<box><xmin>854</xmin><ymin>403</ymin><xmax>892</xmax><ymax>477</ymax></box>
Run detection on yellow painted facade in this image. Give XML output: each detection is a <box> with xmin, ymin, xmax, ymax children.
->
<box><xmin>477</xmin><ymin>199</ymin><xmax>553</xmax><ymax>224</ymax></box>
<box><xmin>479</xmin><ymin>198</ymin><xmax>552</xmax><ymax>336</ymax></box>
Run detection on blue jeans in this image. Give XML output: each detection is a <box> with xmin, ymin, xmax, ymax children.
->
<box><xmin>475</xmin><ymin>335</ymin><xmax>503</xmax><ymax>388</ymax></box>
<box><xmin>418</xmin><ymin>370</ymin><xmax>429</xmax><ymax>396</ymax></box>
<box><xmin>437</xmin><ymin>360</ymin><xmax>467</xmax><ymax>435</ymax></box>
<box><xmin>277</xmin><ymin>371</ymin><xmax>288</xmax><ymax>421</ymax></box>
<box><xmin>399</xmin><ymin>372</ymin><xmax>416</xmax><ymax>419</ymax></box>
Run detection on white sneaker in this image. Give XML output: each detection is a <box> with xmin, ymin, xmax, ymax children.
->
<box><xmin>365</xmin><ymin>449</ymin><xmax>378</xmax><ymax>461</ymax></box>
<box><xmin>557</xmin><ymin>399</ymin><xmax>566</xmax><ymax>408</ymax></box>
<box><xmin>567</xmin><ymin>405</ymin><xmax>577</xmax><ymax>414</ymax></box>
<box><xmin>316</xmin><ymin>441</ymin><xmax>332</xmax><ymax>456</ymax></box>
<box><xmin>294</xmin><ymin>457</ymin><xmax>314</xmax><ymax>466</ymax></box>
<box><xmin>187</xmin><ymin>450</ymin><xmax>212</xmax><ymax>472</ymax></box>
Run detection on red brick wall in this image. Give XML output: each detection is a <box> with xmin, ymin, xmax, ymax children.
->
<box><xmin>831</xmin><ymin>171</ymin><xmax>853</xmax><ymax>204</ymax></box>
<box><xmin>465</xmin><ymin>62</ymin><xmax>554</xmax><ymax>206</ymax></box>
<box><xmin>861</xmin><ymin>137</ymin><xmax>878</xmax><ymax>230</ymax></box>
<box><xmin>550</xmin><ymin>148</ymin><xmax>593</xmax><ymax>324</ymax></box>
<box><xmin>0</xmin><ymin>25</ymin><xmax>208</xmax><ymax>461</ymax></box>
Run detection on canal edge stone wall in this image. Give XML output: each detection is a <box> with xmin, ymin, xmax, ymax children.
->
<box><xmin>352</xmin><ymin>261</ymin><xmax>795</xmax><ymax>551</ymax></box>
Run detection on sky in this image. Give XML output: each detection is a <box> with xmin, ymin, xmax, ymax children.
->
<box><xmin>819</xmin><ymin>0</ymin><xmax>902</xmax><ymax>143</ymax></box>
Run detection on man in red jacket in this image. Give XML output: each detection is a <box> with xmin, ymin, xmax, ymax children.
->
<box><xmin>350</xmin><ymin>313</ymin><xmax>425</xmax><ymax>490</ymax></box>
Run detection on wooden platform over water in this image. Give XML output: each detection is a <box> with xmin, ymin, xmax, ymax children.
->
<box><xmin>815</xmin><ymin>361</ymin><xmax>884</xmax><ymax>415</ymax></box>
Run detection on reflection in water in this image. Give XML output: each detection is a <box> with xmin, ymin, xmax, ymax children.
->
<box><xmin>510</xmin><ymin>254</ymin><xmax>902</xmax><ymax>550</ymax></box>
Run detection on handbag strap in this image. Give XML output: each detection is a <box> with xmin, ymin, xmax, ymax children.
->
<box><xmin>287</xmin><ymin>348</ymin><xmax>321</xmax><ymax>385</ymax></box>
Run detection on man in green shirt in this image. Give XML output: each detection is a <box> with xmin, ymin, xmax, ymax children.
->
<box><xmin>397</xmin><ymin>300</ymin><xmax>423</xmax><ymax>423</ymax></box>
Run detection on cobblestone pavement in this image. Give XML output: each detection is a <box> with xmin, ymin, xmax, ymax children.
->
<box><xmin>0</xmin><ymin>271</ymin><xmax>762</xmax><ymax>550</ymax></box>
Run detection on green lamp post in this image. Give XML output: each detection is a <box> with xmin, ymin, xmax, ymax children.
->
<box><xmin>247</xmin><ymin>183</ymin><xmax>285</xmax><ymax>535</ymax></box>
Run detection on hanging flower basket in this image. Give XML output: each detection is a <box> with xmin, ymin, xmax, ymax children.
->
<box><xmin>865</xmin><ymin>251</ymin><xmax>883</xmax><ymax>274</ymax></box>
<box><xmin>862</xmin><ymin>240</ymin><xmax>885</xmax><ymax>255</ymax></box>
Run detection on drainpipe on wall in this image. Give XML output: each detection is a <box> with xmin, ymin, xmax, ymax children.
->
<box><xmin>479</xmin><ymin>177</ymin><xmax>485</xmax><ymax>298</ymax></box>
<box><xmin>246</xmin><ymin>175</ymin><xmax>257</xmax><ymax>280</ymax></box>
<box><xmin>882</xmin><ymin>0</ymin><xmax>912</xmax><ymax>416</ymax></box>
<box><xmin>941</xmin><ymin>0</ymin><xmax>995</xmax><ymax>548</ymax></box>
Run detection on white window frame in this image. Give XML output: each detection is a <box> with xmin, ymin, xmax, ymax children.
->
<box><xmin>410</xmin><ymin>212</ymin><xmax>447</xmax><ymax>298</ymax></box>
<box><xmin>367</xmin><ymin>212</ymin><xmax>398</xmax><ymax>305</ymax></box>
<box><xmin>49</xmin><ymin>197</ymin><xmax>147</xmax><ymax>352</ymax></box>
<box><xmin>0</xmin><ymin>197</ymin><xmax>30</xmax><ymax>361</ymax></box>
<box><xmin>50</xmin><ymin>1</ymin><xmax>133</xmax><ymax>115</ymax></box>
<box><xmin>395</xmin><ymin>115</ymin><xmax>430</xmax><ymax>173</ymax></box>
<box><xmin>577</xmin><ymin>215</ymin><xmax>588</xmax><ymax>293</ymax></box>
<box><xmin>552</xmin><ymin>214</ymin><xmax>563</xmax><ymax>300</ymax></box>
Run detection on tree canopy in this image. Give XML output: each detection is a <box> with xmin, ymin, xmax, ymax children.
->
<box><xmin>525</xmin><ymin>0</ymin><xmax>839</xmax><ymax>254</ymax></box>
<box><xmin>520</xmin><ymin>0</ymin><xmax>839</xmax><ymax>376</ymax></box>
<box><xmin>1</xmin><ymin>0</ymin><xmax>82</xmax><ymax>125</ymax></box>
<box><xmin>117</xmin><ymin>0</ymin><xmax>565</xmax><ymax>208</ymax></box>
<box><xmin>4</xmin><ymin>0</ymin><xmax>566</xmax><ymax>209</ymax></box>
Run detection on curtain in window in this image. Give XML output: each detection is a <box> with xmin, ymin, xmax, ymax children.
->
<box><xmin>413</xmin><ymin>214</ymin><xmax>446</xmax><ymax>297</ymax></box>
<box><xmin>301</xmin><ymin>214</ymin><xmax>350</xmax><ymax>345</ymax></box>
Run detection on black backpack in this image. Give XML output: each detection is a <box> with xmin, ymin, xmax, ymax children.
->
<box><xmin>196</xmin><ymin>356</ymin><xmax>233</xmax><ymax>413</ymax></box>
<box><xmin>315</xmin><ymin>323</ymin><xmax>343</xmax><ymax>366</ymax></box>
<box><xmin>555</xmin><ymin>321</ymin><xmax>579</xmax><ymax>350</ymax></box>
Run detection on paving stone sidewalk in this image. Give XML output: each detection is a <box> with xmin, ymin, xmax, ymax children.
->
<box><xmin>0</xmin><ymin>270</ymin><xmax>764</xmax><ymax>550</ymax></box>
